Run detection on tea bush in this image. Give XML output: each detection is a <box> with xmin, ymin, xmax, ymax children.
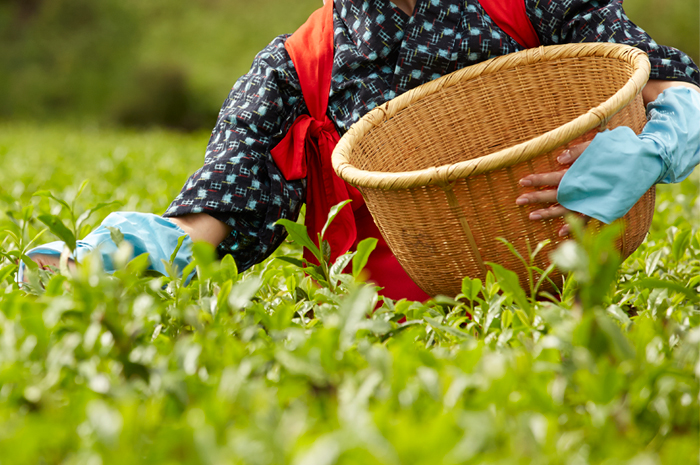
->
<box><xmin>0</xmin><ymin>123</ymin><xmax>698</xmax><ymax>464</ymax></box>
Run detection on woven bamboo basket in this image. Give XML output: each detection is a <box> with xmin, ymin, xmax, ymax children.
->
<box><xmin>332</xmin><ymin>43</ymin><xmax>654</xmax><ymax>296</ymax></box>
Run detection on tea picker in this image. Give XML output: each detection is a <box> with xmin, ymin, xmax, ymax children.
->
<box><xmin>19</xmin><ymin>0</ymin><xmax>700</xmax><ymax>300</ymax></box>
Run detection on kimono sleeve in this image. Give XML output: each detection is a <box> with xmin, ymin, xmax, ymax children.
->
<box><xmin>164</xmin><ymin>35</ymin><xmax>308</xmax><ymax>272</ymax></box>
<box><xmin>525</xmin><ymin>0</ymin><xmax>699</xmax><ymax>85</ymax></box>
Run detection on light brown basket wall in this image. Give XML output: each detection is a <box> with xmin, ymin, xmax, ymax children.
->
<box><xmin>333</xmin><ymin>44</ymin><xmax>653</xmax><ymax>296</ymax></box>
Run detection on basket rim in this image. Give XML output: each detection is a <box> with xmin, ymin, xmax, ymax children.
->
<box><xmin>331</xmin><ymin>43</ymin><xmax>651</xmax><ymax>190</ymax></box>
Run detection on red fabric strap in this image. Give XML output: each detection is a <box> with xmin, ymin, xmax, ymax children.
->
<box><xmin>271</xmin><ymin>0</ymin><xmax>428</xmax><ymax>300</ymax></box>
<box><xmin>269</xmin><ymin>0</ymin><xmax>540</xmax><ymax>300</ymax></box>
<box><xmin>270</xmin><ymin>1</ymin><xmax>363</xmax><ymax>264</ymax></box>
<box><xmin>284</xmin><ymin>2</ymin><xmax>334</xmax><ymax>119</ymax></box>
<box><xmin>479</xmin><ymin>0</ymin><xmax>540</xmax><ymax>49</ymax></box>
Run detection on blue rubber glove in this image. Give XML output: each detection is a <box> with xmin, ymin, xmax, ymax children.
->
<box><xmin>17</xmin><ymin>212</ymin><xmax>194</xmax><ymax>283</ymax></box>
<box><xmin>557</xmin><ymin>86</ymin><xmax>700</xmax><ymax>223</ymax></box>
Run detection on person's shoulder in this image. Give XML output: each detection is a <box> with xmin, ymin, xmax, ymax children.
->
<box><xmin>269</xmin><ymin>34</ymin><xmax>292</xmax><ymax>47</ymax></box>
<box><xmin>250</xmin><ymin>34</ymin><xmax>294</xmax><ymax>67</ymax></box>
<box><xmin>245</xmin><ymin>34</ymin><xmax>303</xmax><ymax>87</ymax></box>
<box><xmin>255</xmin><ymin>34</ymin><xmax>292</xmax><ymax>57</ymax></box>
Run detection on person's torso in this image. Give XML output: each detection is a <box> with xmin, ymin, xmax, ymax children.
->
<box><xmin>328</xmin><ymin>0</ymin><xmax>524</xmax><ymax>134</ymax></box>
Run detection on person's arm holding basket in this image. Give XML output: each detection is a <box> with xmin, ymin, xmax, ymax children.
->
<box><xmin>515</xmin><ymin>0</ymin><xmax>700</xmax><ymax>235</ymax></box>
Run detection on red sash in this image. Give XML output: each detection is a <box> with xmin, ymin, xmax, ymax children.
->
<box><xmin>479</xmin><ymin>0</ymin><xmax>540</xmax><ymax>49</ymax></box>
<box><xmin>271</xmin><ymin>0</ymin><xmax>539</xmax><ymax>301</ymax></box>
<box><xmin>270</xmin><ymin>2</ymin><xmax>363</xmax><ymax>266</ymax></box>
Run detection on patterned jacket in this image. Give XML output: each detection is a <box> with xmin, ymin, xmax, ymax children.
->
<box><xmin>164</xmin><ymin>0</ymin><xmax>700</xmax><ymax>271</ymax></box>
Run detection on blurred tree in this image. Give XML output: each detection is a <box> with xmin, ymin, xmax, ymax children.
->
<box><xmin>0</xmin><ymin>0</ymin><xmax>140</xmax><ymax>120</ymax></box>
<box><xmin>0</xmin><ymin>0</ymin><xmax>696</xmax><ymax>130</ymax></box>
<box><xmin>624</xmin><ymin>0</ymin><xmax>699</xmax><ymax>65</ymax></box>
<box><xmin>0</xmin><ymin>0</ymin><xmax>319</xmax><ymax>129</ymax></box>
<box><xmin>113</xmin><ymin>65</ymin><xmax>211</xmax><ymax>131</ymax></box>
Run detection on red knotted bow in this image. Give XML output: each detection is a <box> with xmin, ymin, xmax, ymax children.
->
<box><xmin>270</xmin><ymin>1</ymin><xmax>363</xmax><ymax>265</ymax></box>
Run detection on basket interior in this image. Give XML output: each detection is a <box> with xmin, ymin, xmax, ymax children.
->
<box><xmin>351</xmin><ymin>56</ymin><xmax>634</xmax><ymax>173</ymax></box>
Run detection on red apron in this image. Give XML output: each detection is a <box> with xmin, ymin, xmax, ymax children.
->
<box><xmin>270</xmin><ymin>0</ymin><xmax>539</xmax><ymax>302</ymax></box>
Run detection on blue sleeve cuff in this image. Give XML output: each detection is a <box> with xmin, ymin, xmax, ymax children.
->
<box><xmin>557</xmin><ymin>127</ymin><xmax>663</xmax><ymax>224</ymax></box>
<box><xmin>642</xmin><ymin>86</ymin><xmax>700</xmax><ymax>184</ymax></box>
<box><xmin>557</xmin><ymin>86</ymin><xmax>700</xmax><ymax>224</ymax></box>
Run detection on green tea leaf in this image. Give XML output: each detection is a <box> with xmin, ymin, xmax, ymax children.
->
<box><xmin>219</xmin><ymin>254</ymin><xmax>238</xmax><ymax>282</ymax></box>
<box><xmin>75</xmin><ymin>179</ymin><xmax>90</xmax><ymax>200</ymax></box>
<box><xmin>20</xmin><ymin>254</ymin><xmax>39</xmax><ymax>271</ymax></box>
<box><xmin>550</xmin><ymin>240</ymin><xmax>588</xmax><ymax>277</ymax></box>
<box><xmin>277</xmin><ymin>218</ymin><xmax>321</xmax><ymax>261</ymax></box>
<box><xmin>77</xmin><ymin>201</ymin><xmax>123</xmax><ymax>229</ymax></box>
<box><xmin>181</xmin><ymin>260</ymin><xmax>198</xmax><ymax>285</ymax></box>
<box><xmin>672</xmin><ymin>227</ymin><xmax>692</xmax><ymax>262</ymax></box>
<box><xmin>37</xmin><ymin>214</ymin><xmax>76</xmax><ymax>252</ymax></box>
<box><xmin>169</xmin><ymin>235</ymin><xmax>188</xmax><ymax>264</ymax></box>
<box><xmin>106</xmin><ymin>226</ymin><xmax>124</xmax><ymax>247</ymax></box>
<box><xmin>22</xmin><ymin>229</ymin><xmax>48</xmax><ymax>252</ymax></box>
<box><xmin>625</xmin><ymin>277</ymin><xmax>700</xmax><ymax>303</ymax></box>
<box><xmin>191</xmin><ymin>242</ymin><xmax>214</xmax><ymax>267</ymax></box>
<box><xmin>321</xmin><ymin>239</ymin><xmax>331</xmax><ymax>263</ymax></box>
<box><xmin>191</xmin><ymin>242</ymin><xmax>217</xmax><ymax>282</ymax></box>
<box><xmin>533</xmin><ymin>263</ymin><xmax>557</xmax><ymax>297</ymax></box>
<box><xmin>44</xmin><ymin>274</ymin><xmax>68</xmax><ymax>296</ymax></box>
<box><xmin>470</xmin><ymin>278</ymin><xmax>482</xmax><ymax>301</ymax></box>
<box><xmin>126</xmin><ymin>253</ymin><xmax>151</xmax><ymax>275</ymax></box>
<box><xmin>329</xmin><ymin>252</ymin><xmax>353</xmax><ymax>279</ymax></box>
<box><xmin>33</xmin><ymin>190</ymin><xmax>71</xmax><ymax>212</ymax></box>
<box><xmin>216</xmin><ymin>280</ymin><xmax>233</xmax><ymax>314</ymax></box>
<box><xmin>644</xmin><ymin>249</ymin><xmax>663</xmax><ymax>276</ymax></box>
<box><xmin>460</xmin><ymin>276</ymin><xmax>474</xmax><ymax>300</ymax></box>
<box><xmin>501</xmin><ymin>309</ymin><xmax>513</xmax><ymax>330</ymax></box>
<box><xmin>496</xmin><ymin>237</ymin><xmax>527</xmax><ymax>269</ymax></box>
<box><xmin>275</xmin><ymin>350</ymin><xmax>327</xmax><ymax>386</ymax></box>
<box><xmin>487</xmin><ymin>262</ymin><xmax>531</xmax><ymax>317</ymax></box>
<box><xmin>424</xmin><ymin>316</ymin><xmax>471</xmax><ymax>339</ymax></box>
<box><xmin>352</xmin><ymin>237</ymin><xmax>378</xmax><ymax>278</ymax></box>
<box><xmin>276</xmin><ymin>256</ymin><xmax>306</xmax><ymax>269</ymax></box>
<box><xmin>303</xmin><ymin>265</ymin><xmax>327</xmax><ymax>285</ymax></box>
<box><xmin>513</xmin><ymin>308</ymin><xmax>532</xmax><ymax>328</ymax></box>
<box><xmin>0</xmin><ymin>264</ymin><xmax>16</xmax><ymax>284</ymax></box>
<box><xmin>320</xmin><ymin>199</ymin><xmax>352</xmax><ymax>240</ymax></box>
<box><xmin>530</xmin><ymin>239</ymin><xmax>551</xmax><ymax>262</ymax></box>
<box><xmin>595</xmin><ymin>311</ymin><xmax>636</xmax><ymax>360</ymax></box>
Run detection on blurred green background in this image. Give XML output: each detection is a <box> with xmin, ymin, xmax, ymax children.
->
<box><xmin>1</xmin><ymin>0</ymin><xmax>698</xmax><ymax>131</ymax></box>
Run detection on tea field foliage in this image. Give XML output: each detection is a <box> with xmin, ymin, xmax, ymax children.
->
<box><xmin>0</xmin><ymin>123</ymin><xmax>699</xmax><ymax>464</ymax></box>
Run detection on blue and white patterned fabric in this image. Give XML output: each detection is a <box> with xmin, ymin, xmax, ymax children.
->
<box><xmin>164</xmin><ymin>0</ymin><xmax>700</xmax><ymax>271</ymax></box>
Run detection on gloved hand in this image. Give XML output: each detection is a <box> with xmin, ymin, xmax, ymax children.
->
<box><xmin>556</xmin><ymin>85</ymin><xmax>700</xmax><ymax>223</ymax></box>
<box><xmin>18</xmin><ymin>212</ymin><xmax>194</xmax><ymax>283</ymax></box>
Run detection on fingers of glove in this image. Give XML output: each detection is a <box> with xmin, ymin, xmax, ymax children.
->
<box><xmin>516</xmin><ymin>188</ymin><xmax>558</xmax><ymax>206</ymax></box>
<box><xmin>557</xmin><ymin>140</ymin><xmax>592</xmax><ymax>165</ymax></box>
<box><xmin>518</xmin><ymin>169</ymin><xmax>568</xmax><ymax>188</ymax></box>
